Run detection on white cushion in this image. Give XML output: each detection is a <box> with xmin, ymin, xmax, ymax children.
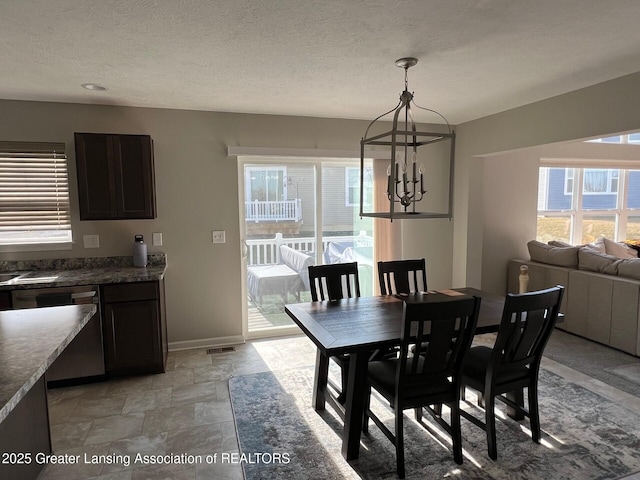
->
<box><xmin>602</xmin><ymin>237</ymin><xmax>638</xmax><ymax>259</ymax></box>
<box><xmin>527</xmin><ymin>240</ymin><xmax>579</xmax><ymax>268</ymax></box>
<box><xmin>616</xmin><ymin>258</ymin><xmax>640</xmax><ymax>280</ymax></box>
<box><xmin>578</xmin><ymin>247</ymin><xmax>620</xmax><ymax>274</ymax></box>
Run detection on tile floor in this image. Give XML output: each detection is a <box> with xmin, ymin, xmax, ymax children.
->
<box><xmin>40</xmin><ymin>332</ymin><xmax>640</xmax><ymax>480</ymax></box>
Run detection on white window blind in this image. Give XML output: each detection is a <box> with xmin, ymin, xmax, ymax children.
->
<box><xmin>0</xmin><ymin>141</ymin><xmax>72</xmax><ymax>245</ymax></box>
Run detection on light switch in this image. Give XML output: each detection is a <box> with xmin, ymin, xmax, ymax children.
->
<box><xmin>212</xmin><ymin>230</ymin><xmax>226</xmax><ymax>244</ymax></box>
<box><xmin>152</xmin><ymin>232</ymin><xmax>163</xmax><ymax>246</ymax></box>
<box><xmin>83</xmin><ymin>234</ymin><xmax>100</xmax><ymax>248</ymax></box>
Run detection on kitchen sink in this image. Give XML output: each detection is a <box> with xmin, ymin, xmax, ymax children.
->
<box><xmin>0</xmin><ymin>272</ymin><xmax>30</xmax><ymax>285</ymax></box>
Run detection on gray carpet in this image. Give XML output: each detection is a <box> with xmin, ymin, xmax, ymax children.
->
<box><xmin>230</xmin><ymin>365</ymin><xmax>640</xmax><ymax>480</ymax></box>
<box><xmin>544</xmin><ymin>329</ymin><xmax>640</xmax><ymax>397</ymax></box>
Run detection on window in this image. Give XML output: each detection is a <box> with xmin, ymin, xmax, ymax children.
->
<box><xmin>537</xmin><ymin>165</ymin><xmax>640</xmax><ymax>244</ymax></box>
<box><xmin>564</xmin><ymin>168</ymin><xmax>574</xmax><ymax>195</ymax></box>
<box><xmin>0</xmin><ymin>142</ymin><xmax>72</xmax><ymax>246</ymax></box>
<box><xmin>245</xmin><ymin>166</ymin><xmax>286</xmax><ymax>202</ymax></box>
<box><xmin>345</xmin><ymin>166</ymin><xmax>372</xmax><ymax>207</ymax></box>
<box><xmin>583</xmin><ymin>169</ymin><xmax>619</xmax><ymax>194</ymax></box>
<box><xmin>586</xmin><ymin>132</ymin><xmax>640</xmax><ymax>144</ymax></box>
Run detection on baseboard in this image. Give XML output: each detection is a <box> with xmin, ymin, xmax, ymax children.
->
<box><xmin>168</xmin><ymin>335</ymin><xmax>245</xmax><ymax>352</ymax></box>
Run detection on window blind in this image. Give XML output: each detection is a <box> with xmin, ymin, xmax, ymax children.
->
<box><xmin>0</xmin><ymin>141</ymin><xmax>72</xmax><ymax>245</ymax></box>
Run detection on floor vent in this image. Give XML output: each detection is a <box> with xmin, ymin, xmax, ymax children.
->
<box><xmin>207</xmin><ymin>346</ymin><xmax>236</xmax><ymax>354</ymax></box>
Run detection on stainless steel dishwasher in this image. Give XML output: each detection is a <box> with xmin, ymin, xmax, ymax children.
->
<box><xmin>12</xmin><ymin>285</ymin><xmax>106</xmax><ymax>385</ymax></box>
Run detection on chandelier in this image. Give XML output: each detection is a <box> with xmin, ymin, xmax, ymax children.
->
<box><xmin>359</xmin><ymin>57</ymin><xmax>456</xmax><ymax>220</ymax></box>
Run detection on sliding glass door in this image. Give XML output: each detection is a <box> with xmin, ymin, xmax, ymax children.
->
<box><xmin>240</xmin><ymin>157</ymin><xmax>373</xmax><ymax>338</ymax></box>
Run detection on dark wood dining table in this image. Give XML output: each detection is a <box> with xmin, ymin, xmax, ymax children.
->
<box><xmin>284</xmin><ymin>287</ymin><xmax>507</xmax><ymax>461</ymax></box>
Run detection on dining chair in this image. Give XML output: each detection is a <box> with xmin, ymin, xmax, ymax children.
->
<box><xmin>377</xmin><ymin>258</ymin><xmax>427</xmax><ymax>295</ymax></box>
<box><xmin>363</xmin><ymin>295</ymin><xmax>481</xmax><ymax>478</ymax></box>
<box><xmin>308</xmin><ymin>262</ymin><xmax>360</xmax><ymax>405</ymax></box>
<box><xmin>375</xmin><ymin>259</ymin><xmax>427</xmax><ymax>362</ymax></box>
<box><xmin>308</xmin><ymin>262</ymin><xmax>360</xmax><ymax>302</ymax></box>
<box><xmin>460</xmin><ymin>285</ymin><xmax>564</xmax><ymax>460</ymax></box>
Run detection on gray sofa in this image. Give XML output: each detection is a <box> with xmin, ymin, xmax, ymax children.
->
<box><xmin>507</xmin><ymin>239</ymin><xmax>640</xmax><ymax>356</ymax></box>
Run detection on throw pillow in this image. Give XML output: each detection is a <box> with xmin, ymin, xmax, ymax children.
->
<box><xmin>527</xmin><ymin>240</ymin><xmax>579</xmax><ymax>268</ymax></box>
<box><xmin>617</xmin><ymin>258</ymin><xmax>640</xmax><ymax>280</ymax></box>
<box><xmin>625</xmin><ymin>240</ymin><xmax>640</xmax><ymax>254</ymax></box>
<box><xmin>578</xmin><ymin>247</ymin><xmax>620</xmax><ymax>275</ymax></box>
<box><xmin>548</xmin><ymin>240</ymin><xmax>573</xmax><ymax>247</ymax></box>
<box><xmin>583</xmin><ymin>236</ymin><xmax>606</xmax><ymax>253</ymax></box>
<box><xmin>602</xmin><ymin>237</ymin><xmax>638</xmax><ymax>259</ymax></box>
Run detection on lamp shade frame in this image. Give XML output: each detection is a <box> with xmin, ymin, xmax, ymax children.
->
<box><xmin>359</xmin><ymin>123</ymin><xmax>456</xmax><ymax>221</ymax></box>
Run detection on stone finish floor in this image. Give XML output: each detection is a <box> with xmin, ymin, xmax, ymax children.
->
<box><xmin>40</xmin><ymin>331</ymin><xmax>640</xmax><ymax>479</ymax></box>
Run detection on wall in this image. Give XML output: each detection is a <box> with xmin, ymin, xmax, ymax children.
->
<box><xmin>6</xmin><ymin>69</ymin><xmax>640</xmax><ymax>345</ymax></box>
<box><xmin>0</xmin><ymin>100</ymin><xmax>454</xmax><ymax>347</ymax></box>
<box><xmin>455</xmin><ymin>71</ymin><xmax>640</xmax><ymax>292</ymax></box>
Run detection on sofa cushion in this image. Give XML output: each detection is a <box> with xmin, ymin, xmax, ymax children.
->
<box><xmin>578</xmin><ymin>247</ymin><xmax>620</xmax><ymax>275</ymax></box>
<box><xmin>527</xmin><ymin>240</ymin><xmax>579</xmax><ymax>268</ymax></box>
<box><xmin>616</xmin><ymin>258</ymin><xmax>640</xmax><ymax>280</ymax></box>
<box><xmin>576</xmin><ymin>236</ymin><xmax>605</xmax><ymax>253</ymax></box>
<box><xmin>548</xmin><ymin>240</ymin><xmax>573</xmax><ymax>247</ymax></box>
<box><xmin>603</xmin><ymin>237</ymin><xmax>638</xmax><ymax>259</ymax></box>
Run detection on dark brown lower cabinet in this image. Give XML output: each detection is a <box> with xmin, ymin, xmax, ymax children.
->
<box><xmin>101</xmin><ymin>281</ymin><xmax>167</xmax><ymax>375</ymax></box>
<box><xmin>0</xmin><ymin>290</ymin><xmax>11</xmax><ymax>310</ymax></box>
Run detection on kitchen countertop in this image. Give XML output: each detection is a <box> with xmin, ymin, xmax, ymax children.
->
<box><xmin>0</xmin><ymin>304</ymin><xmax>96</xmax><ymax>423</ymax></box>
<box><xmin>0</xmin><ymin>264</ymin><xmax>166</xmax><ymax>291</ymax></box>
<box><xmin>0</xmin><ymin>254</ymin><xmax>167</xmax><ymax>290</ymax></box>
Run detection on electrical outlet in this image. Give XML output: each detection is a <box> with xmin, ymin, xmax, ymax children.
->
<box><xmin>83</xmin><ymin>234</ymin><xmax>100</xmax><ymax>248</ymax></box>
<box><xmin>152</xmin><ymin>232</ymin><xmax>163</xmax><ymax>246</ymax></box>
<box><xmin>211</xmin><ymin>230</ymin><xmax>226</xmax><ymax>244</ymax></box>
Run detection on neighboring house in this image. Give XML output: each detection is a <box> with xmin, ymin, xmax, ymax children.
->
<box><xmin>539</xmin><ymin>168</ymin><xmax>640</xmax><ymax>211</ymax></box>
<box><xmin>244</xmin><ymin>163</ymin><xmax>372</xmax><ymax>236</ymax></box>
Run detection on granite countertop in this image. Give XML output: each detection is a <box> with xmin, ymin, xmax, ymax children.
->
<box><xmin>0</xmin><ymin>254</ymin><xmax>167</xmax><ymax>291</ymax></box>
<box><xmin>0</xmin><ymin>304</ymin><xmax>96</xmax><ymax>423</ymax></box>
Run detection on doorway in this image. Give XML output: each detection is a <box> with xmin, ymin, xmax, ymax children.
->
<box><xmin>240</xmin><ymin>156</ymin><xmax>374</xmax><ymax>338</ymax></box>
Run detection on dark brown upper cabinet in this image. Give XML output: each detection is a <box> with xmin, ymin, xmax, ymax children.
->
<box><xmin>75</xmin><ymin>133</ymin><xmax>157</xmax><ymax>220</ymax></box>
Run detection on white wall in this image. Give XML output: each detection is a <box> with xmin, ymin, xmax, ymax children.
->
<box><xmin>0</xmin><ymin>100</ymin><xmax>454</xmax><ymax>347</ymax></box>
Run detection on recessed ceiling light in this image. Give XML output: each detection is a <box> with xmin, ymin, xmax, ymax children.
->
<box><xmin>81</xmin><ymin>83</ymin><xmax>107</xmax><ymax>91</ymax></box>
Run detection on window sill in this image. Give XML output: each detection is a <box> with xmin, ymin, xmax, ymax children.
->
<box><xmin>0</xmin><ymin>242</ymin><xmax>73</xmax><ymax>253</ymax></box>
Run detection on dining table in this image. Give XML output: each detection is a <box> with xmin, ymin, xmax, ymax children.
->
<box><xmin>284</xmin><ymin>287</ymin><xmax>508</xmax><ymax>461</ymax></box>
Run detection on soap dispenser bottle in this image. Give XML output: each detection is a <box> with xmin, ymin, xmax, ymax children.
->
<box><xmin>133</xmin><ymin>235</ymin><xmax>148</xmax><ymax>267</ymax></box>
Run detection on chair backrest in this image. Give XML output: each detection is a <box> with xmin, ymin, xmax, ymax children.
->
<box><xmin>490</xmin><ymin>285</ymin><xmax>564</xmax><ymax>376</ymax></box>
<box><xmin>398</xmin><ymin>296</ymin><xmax>481</xmax><ymax>397</ymax></box>
<box><xmin>378</xmin><ymin>259</ymin><xmax>427</xmax><ymax>295</ymax></box>
<box><xmin>308</xmin><ymin>262</ymin><xmax>360</xmax><ymax>301</ymax></box>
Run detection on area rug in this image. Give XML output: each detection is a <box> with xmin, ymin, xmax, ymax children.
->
<box><xmin>229</xmin><ymin>366</ymin><xmax>640</xmax><ymax>480</ymax></box>
<box><xmin>606</xmin><ymin>363</ymin><xmax>640</xmax><ymax>387</ymax></box>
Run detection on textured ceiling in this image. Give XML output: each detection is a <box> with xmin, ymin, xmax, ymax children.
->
<box><xmin>2</xmin><ymin>0</ymin><xmax>640</xmax><ymax>124</ymax></box>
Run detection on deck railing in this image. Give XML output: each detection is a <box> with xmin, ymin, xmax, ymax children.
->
<box><xmin>245</xmin><ymin>231</ymin><xmax>373</xmax><ymax>265</ymax></box>
<box><xmin>245</xmin><ymin>199</ymin><xmax>302</xmax><ymax>222</ymax></box>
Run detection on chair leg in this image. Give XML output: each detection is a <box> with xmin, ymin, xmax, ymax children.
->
<box><xmin>485</xmin><ymin>389</ymin><xmax>498</xmax><ymax>460</ymax></box>
<box><xmin>395</xmin><ymin>408</ymin><xmax>405</xmax><ymax>479</ymax></box>
<box><xmin>337</xmin><ymin>363</ymin><xmax>348</xmax><ymax>404</ymax></box>
<box><xmin>451</xmin><ymin>401</ymin><xmax>463</xmax><ymax>465</ymax></box>
<box><xmin>362</xmin><ymin>386</ymin><xmax>371</xmax><ymax>435</ymax></box>
<box><xmin>414</xmin><ymin>407</ymin><xmax>423</xmax><ymax>422</ymax></box>
<box><xmin>506</xmin><ymin>388</ymin><xmax>525</xmax><ymax>420</ymax></box>
<box><xmin>528</xmin><ymin>380</ymin><xmax>541</xmax><ymax>443</ymax></box>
